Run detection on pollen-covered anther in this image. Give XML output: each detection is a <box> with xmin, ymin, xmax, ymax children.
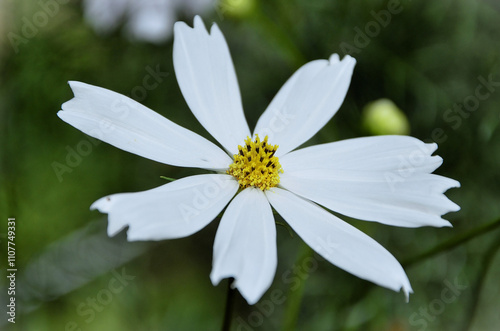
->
<box><xmin>227</xmin><ymin>135</ymin><xmax>283</xmax><ymax>191</ymax></box>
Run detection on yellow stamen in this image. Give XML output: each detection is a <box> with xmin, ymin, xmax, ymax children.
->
<box><xmin>227</xmin><ymin>135</ymin><xmax>283</xmax><ymax>191</ymax></box>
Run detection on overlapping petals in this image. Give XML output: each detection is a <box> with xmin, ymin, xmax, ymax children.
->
<box><xmin>279</xmin><ymin>136</ymin><xmax>460</xmax><ymax>228</ymax></box>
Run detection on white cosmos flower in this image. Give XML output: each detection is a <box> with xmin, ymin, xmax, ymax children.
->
<box><xmin>58</xmin><ymin>16</ymin><xmax>460</xmax><ymax>305</ymax></box>
<box><xmin>83</xmin><ymin>0</ymin><xmax>213</xmax><ymax>43</ymax></box>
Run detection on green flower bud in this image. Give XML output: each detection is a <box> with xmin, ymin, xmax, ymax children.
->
<box><xmin>362</xmin><ymin>99</ymin><xmax>410</xmax><ymax>135</ymax></box>
<box><xmin>218</xmin><ymin>0</ymin><xmax>257</xmax><ymax>18</ymax></box>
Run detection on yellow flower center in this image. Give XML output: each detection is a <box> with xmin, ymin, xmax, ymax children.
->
<box><xmin>227</xmin><ymin>135</ymin><xmax>283</xmax><ymax>191</ymax></box>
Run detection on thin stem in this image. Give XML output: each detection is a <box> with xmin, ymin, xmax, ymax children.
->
<box><xmin>250</xmin><ymin>4</ymin><xmax>307</xmax><ymax>68</ymax></box>
<box><xmin>402</xmin><ymin>217</ymin><xmax>500</xmax><ymax>267</ymax></box>
<box><xmin>281</xmin><ymin>243</ymin><xmax>313</xmax><ymax>331</ymax></box>
<box><xmin>335</xmin><ymin>216</ymin><xmax>500</xmax><ymax>329</ymax></box>
<box><xmin>461</xmin><ymin>239</ymin><xmax>500</xmax><ymax>331</ymax></box>
<box><xmin>221</xmin><ymin>279</ymin><xmax>236</xmax><ymax>331</ymax></box>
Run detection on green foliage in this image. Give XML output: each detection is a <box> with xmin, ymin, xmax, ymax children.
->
<box><xmin>1</xmin><ymin>0</ymin><xmax>500</xmax><ymax>330</ymax></box>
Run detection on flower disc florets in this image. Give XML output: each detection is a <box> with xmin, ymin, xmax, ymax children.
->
<box><xmin>228</xmin><ymin>135</ymin><xmax>283</xmax><ymax>190</ymax></box>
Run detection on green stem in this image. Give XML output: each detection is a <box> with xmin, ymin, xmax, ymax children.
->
<box><xmin>250</xmin><ymin>4</ymin><xmax>307</xmax><ymax>68</ymax></box>
<box><xmin>402</xmin><ymin>217</ymin><xmax>500</xmax><ymax>267</ymax></box>
<box><xmin>222</xmin><ymin>279</ymin><xmax>236</xmax><ymax>331</ymax></box>
<box><xmin>159</xmin><ymin>176</ymin><xmax>176</xmax><ymax>181</ymax></box>
<box><xmin>336</xmin><ymin>216</ymin><xmax>500</xmax><ymax>328</ymax></box>
<box><xmin>281</xmin><ymin>243</ymin><xmax>313</xmax><ymax>331</ymax></box>
<box><xmin>461</xmin><ymin>239</ymin><xmax>500</xmax><ymax>331</ymax></box>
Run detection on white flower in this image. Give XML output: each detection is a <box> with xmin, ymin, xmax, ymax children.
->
<box><xmin>82</xmin><ymin>0</ymin><xmax>213</xmax><ymax>43</ymax></box>
<box><xmin>58</xmin><ymin>16</ymin><xmax>460</xmax><ymax>305</ymax></box>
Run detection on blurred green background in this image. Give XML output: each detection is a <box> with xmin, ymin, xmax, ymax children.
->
<box><xmin>1</xmin><ymin>0</ymin><xmax>500</xmax><ymax>330</ymax></box>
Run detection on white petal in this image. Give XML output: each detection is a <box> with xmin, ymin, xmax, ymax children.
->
<box><xmin>253</xmin><ymin>54</ymin><xmax>356</xmax><ymax>156</ymax></box>
<box><xmin>173</xmin><ymin>16</ymin><xmax>251</xmax><ymax>153</ymax></box>
<box><xmin>211</xmin><ymin>188</ymin><xmax>277</xmax><ymax>305</ymax></box>
<box><xmin>58</xmin><ymin>81</ymin><xmax>231</xmax><ymax>170</ymax></box>
<box><xmin>266</xmin><ymin>188</ymin><xmax>413</xmax><ymax>299</ymax></box>
<box><xmin>279</xmin><ymin>136</ymin><xmax>460</xmax><ymax>228</ymax></box>
<box><xmin>91</xmin><ymin>174</ymin><xmax>238</xmax><ymax>241</ymax></box>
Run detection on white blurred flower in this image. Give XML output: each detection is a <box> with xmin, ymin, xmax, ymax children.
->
<box><xmin>82</xmin><ymin>0</ymin><xmax>213</xmax><ymax>43</ymax></box>
<box><xmin>58</xmin><ymin>16</ymin><xmax>460</xmax><ymax>304</ymax></box>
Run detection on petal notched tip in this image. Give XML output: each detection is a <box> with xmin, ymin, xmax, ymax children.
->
<box><xmin>193</xmin><ymin>15</ymin><xmax>206</xmax><ymax>30</ymax></box>
<box><xmin>90</xmin><ymin>196</ymin><xmax>126</xmax><ymax>237</ymax></box>
<box><xmin>327</xmin><ymin>53</ymin><xmax>357</xmax><ymax>69</ymax></box>
<box><xmin>429</xmin><ymin>155</ymin><xmax>444</xmax><ymax>172</ymax></box>
<box><xmin>439</xmin><ymin>177</ymin><xmax>461</xmax><ymax>214</ymax></box>
<box><xmin>90</xmin><ymin>196</ymin><xmax>111</xmax><ymax>212</ymax></box>
<box><xmin>209</xmin><ymin>272</ymin><xmax>220</xmax><ymax>286</ymax></box>
<box><xmin>442</xmin><ymin>220</ymin><xmax>454</xmax><ymax>228</ymax></box>
<box><xmin>209</xmin><ymin>21</ymin><xmax>223</xmax><ymax>37</ymax></box>
<box><xmin>426</xmin><ymin>142</ymin><xmax>439</xmax><ymax>154</ymax></box>
<box><xmin>173</xmin><ymin>20</ymin><xmax>186</xmax><ymax>33</ymax></box>
<box><xmin>329</xmin><ymin>53</ymin><xmax>340</xmax><ymax>64</ymax></box>
<box><xmin>210</xmin><ymin>272</ymin><xmax>261</xmax><ymax>305</ymax></box>
<box><xmin>174</xmin><ymin>15</ymin><xmax>212</xmax><ymax>35</ymax></box>
<box><xmin>449</xmin><ymin>178</ymin><xmax>461</xmax><ymax>189</ymax></box>
<box><xmin>59</xmin><ymin>81</ymin><xmax>87</xmax><ymax>114</ymax></box>
<box><xmin>209</xmin><ymin>267</ymin><xmax>230</xmax><ymax>287</ymax></box>
<box><xmin>210</xmin><ymin>272</ymin><xmax>262</xmax><ymax>304</ymax></box>
<box><xmin>67</xmin><ymin>80</ymin><xmax>82</xmax><ymax>89</ymax></box>
<box><xmin>402</xmin><ymin>285</ymin><xmax>414</xmax><ymax>303</ymax></box>
<box><xmin>56</xmin><ymin>109</ymin><xmax>65</xmax><ymax>120</ymax></box>
<box><xmin>328</xmin><ymin>53</ymin><xmax>357</xmax><ymax>66</ymax></box>
<box><xmin>236</xmin><ymin>282</ymin><xmax>262</xmax><ymax>305</ymax></box>
<box><xmin>65</xmin><ymin>80</ymin><xmax>95</xmax><ymax>97</ymax></box>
